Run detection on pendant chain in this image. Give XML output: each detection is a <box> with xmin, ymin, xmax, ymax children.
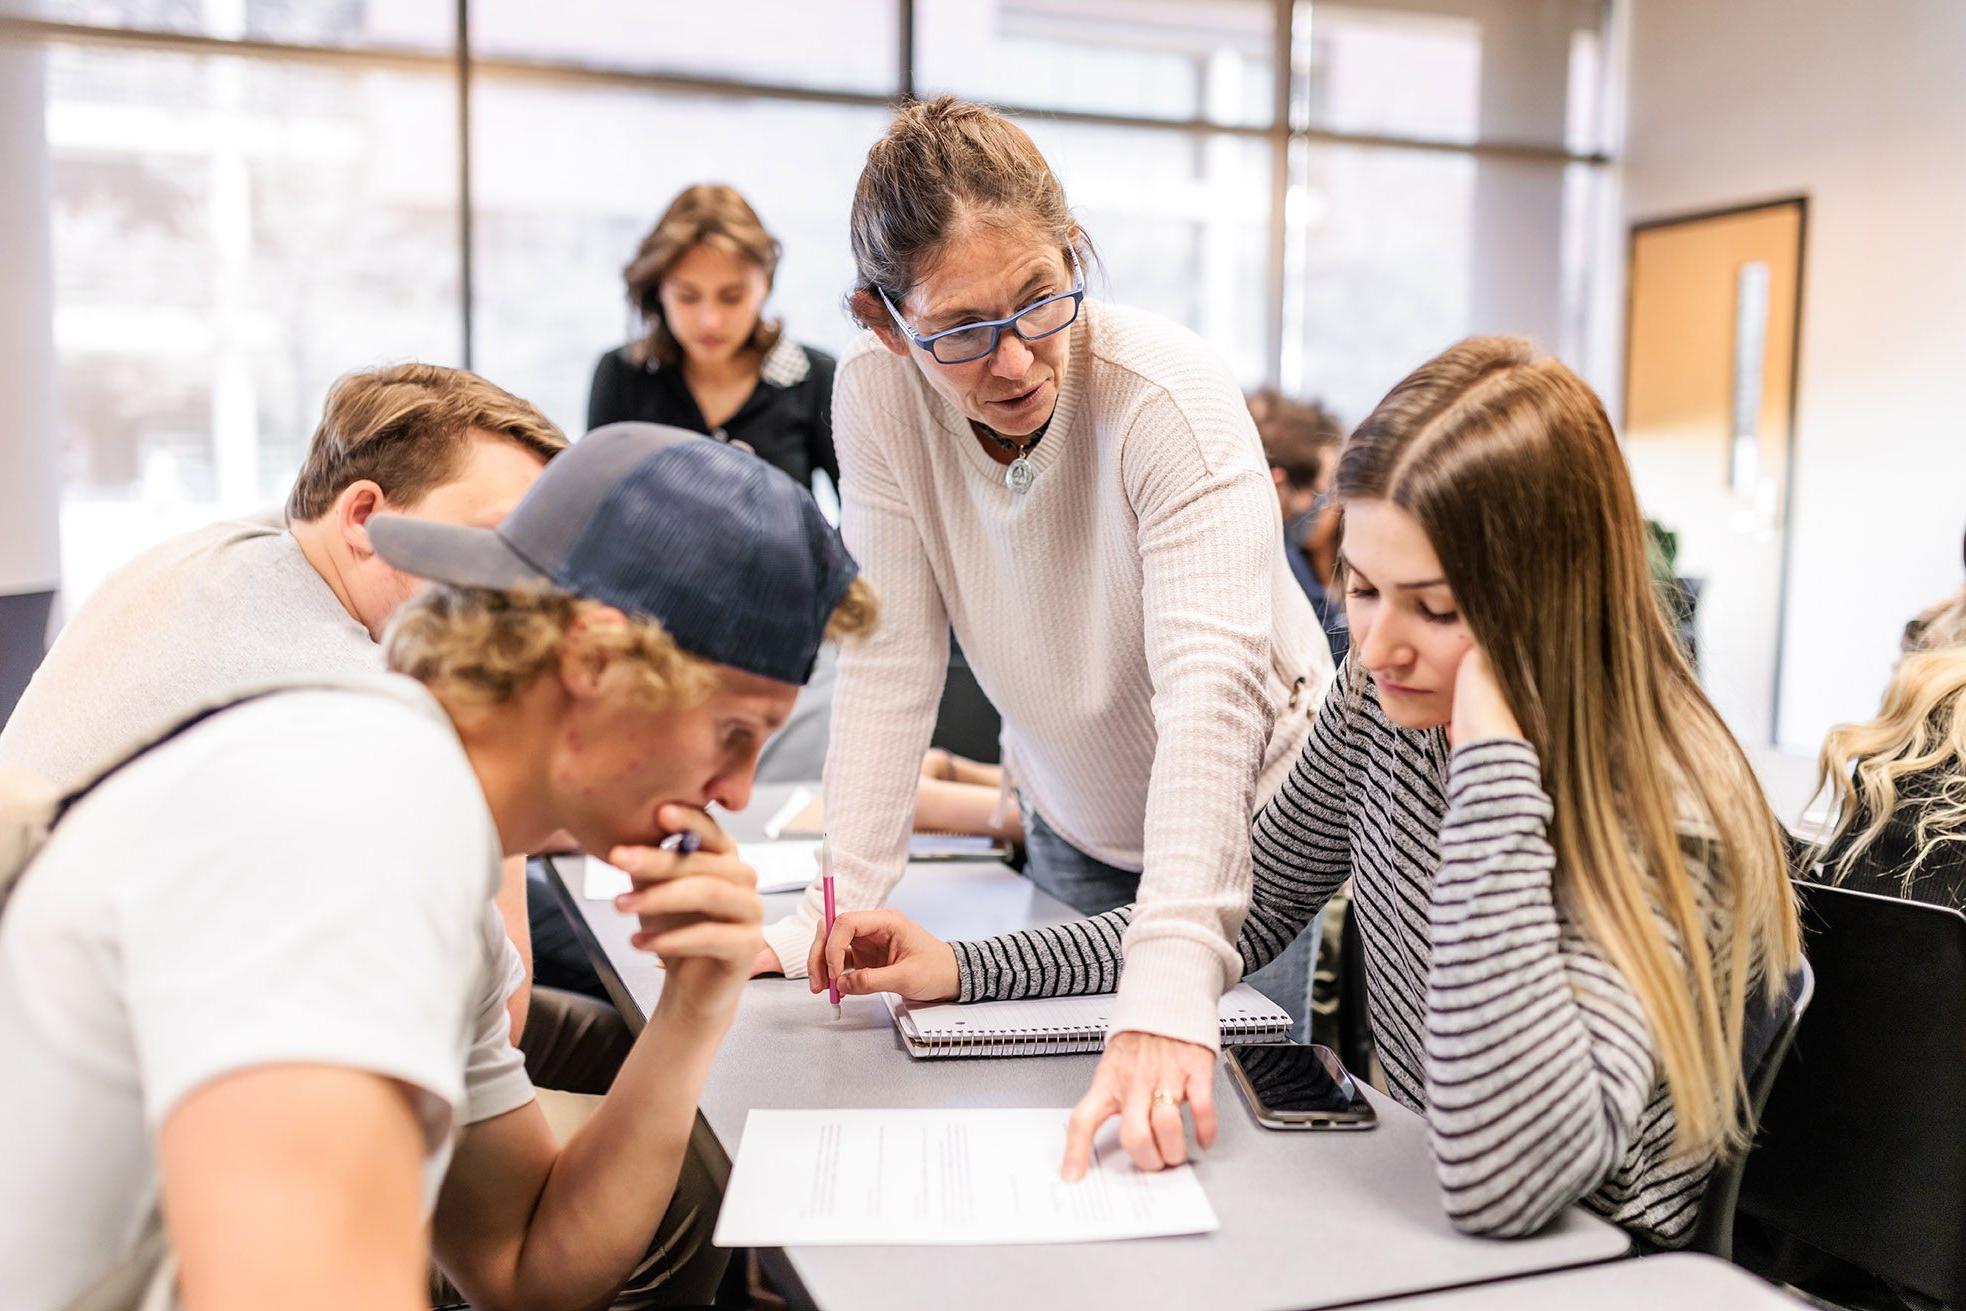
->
<box><xmin>973</xmin><ymin>419</ymin><xmax>1048</xmax><ymax>460</ymax></box>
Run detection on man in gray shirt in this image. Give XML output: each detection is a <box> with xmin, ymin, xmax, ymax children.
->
<box><xmin>1</xmin><ymin>362</ymin><xmax>563</xmax><ymax>790</ymax></box>
<box><xmin>0</xmin><ymin>361</ymin><xmax>586</xmax><ymax>1046</ymax></box>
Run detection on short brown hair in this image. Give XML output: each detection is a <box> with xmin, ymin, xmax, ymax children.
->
<box><xmin>385</xmin><ymin>577</ymin><xmax>881</xmax><ymax>711</ymax></box>
<box><xmin>623</xmin><ymin>184</ymin><xmax>784</xmax><ymax>369</ymax></box>
<box><xmin>1247</xmin><ymin>390</ymin><xmax>1344</xmax><ymax>490</ymax></box>
<box><xmin>847</xmin><ymin>96</ymin><xmax>1093</xmax><ymax>326</ymax></box>
<box><xmin>286</xmin><ymin>363</ymin><xmax>567</xmax><ymax>522</ymax></box>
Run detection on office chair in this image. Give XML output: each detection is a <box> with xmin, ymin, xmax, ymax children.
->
<box><xmin>1682</xmin><ymin>959</ymin><xmax>1813</xmax><ymax>1259</ymax></box>
<box><xmin>1736</xmin><ymin>880</ymin><xmax>1966</xmax><ymax>1304</ymax></box>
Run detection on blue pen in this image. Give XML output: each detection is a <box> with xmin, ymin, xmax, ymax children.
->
<box><xmin>659</xmin><ymin>829</ymin><xmax>703</xmax><ymax>856</ymax></box>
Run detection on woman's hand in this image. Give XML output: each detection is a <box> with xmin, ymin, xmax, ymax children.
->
<box><xmin>1447</xmin><ymin>645</ymin><xmax>1524</xmax><ymax>748</ymax></box>
<box><xmin>807</xmin><ymin>908</ymin><xmax>960</xmax><ymax>1003</ymax></box>
<box><xmin>1062</xmin><ymin>1032</ymin><xmax>1219</xmax><ymax>1180</ymax></box>
<box><xmin>609</xmin><ymin>804</ymin><xmax>763</xmax><ymax>1020</ymax></box>
<box><xmin>1061</xmin><ymin>1037</ymin><xmax>1211</xmax><ymax>1179</ymax></box>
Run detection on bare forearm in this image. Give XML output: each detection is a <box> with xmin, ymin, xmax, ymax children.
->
<box><xmin>165</xmin><ymin>1069</ymin><xmax>428</xmax><ymax>1311</ymax></box>
<box><xmin>913</xmin><ymin>778</ymin><xmax>1020</xmax><ymax>841</ymax></box>
<box><xmin>503</xmin><ymin>990</ymin><xmax>733</xmax><ymax>1307</ymax></box>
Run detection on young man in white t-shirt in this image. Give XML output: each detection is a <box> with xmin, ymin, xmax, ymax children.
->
<box><xmin>0</xmin><ymin>424</ymin><xmax>874</xmax><ymax>1310</ymax></box>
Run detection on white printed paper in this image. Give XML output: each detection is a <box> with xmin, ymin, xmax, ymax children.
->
<box><xmin>713</xmin><ymin>1109</ymin><xmax>1220</xmax><ymax>1247</ymax></box>
<box><xmin>580</xmin><ymin>843</ymin><xmax>820</xmax><ymax>900</ymax></box>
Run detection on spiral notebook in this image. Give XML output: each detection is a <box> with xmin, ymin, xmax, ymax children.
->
<box><xmin>884</xmin><ymin>984</ymin><xmax>1291</xmax><ymax>1058</ymax></box>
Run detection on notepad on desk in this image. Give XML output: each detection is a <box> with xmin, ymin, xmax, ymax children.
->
<box><xmin>884</xmin><ymin>983</ymin><xmax>1291</xmax><ymax>1058</ymax></box>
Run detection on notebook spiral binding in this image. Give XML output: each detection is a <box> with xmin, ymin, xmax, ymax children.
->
<box><xmin>909</xmin><ymin>1016</ymin><xmax>1286</xmax><ymax>1058</ymax></box>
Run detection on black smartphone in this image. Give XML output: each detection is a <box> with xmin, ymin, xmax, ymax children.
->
<box><xmin>1227</xmin><ymin>1042</ymin><xmax>1377</xmax><ymax>1130</ymax></box>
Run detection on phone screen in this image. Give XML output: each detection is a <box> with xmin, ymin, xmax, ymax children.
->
<box><xmin>1230</xmin><ymin>1043</ymin><xmax>1375</xmax><ymax>1120</ymax></box>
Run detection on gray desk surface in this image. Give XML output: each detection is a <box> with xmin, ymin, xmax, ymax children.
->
<box><xmin>546</xmin><ymin>788</ymin><xmax>1630</xmax><ymax>1311</ymax></box>
<box><xmin>1365</xmin><ymin>1253</ymin><xmax>1805</xmax><ymax>1308</ymax></box>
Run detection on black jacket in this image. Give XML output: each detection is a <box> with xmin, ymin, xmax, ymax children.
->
<box><xmin>586</xmin><ymin>335</ymin><xmax>838</xmax><ymax>492</ymax></box>
<box><xmin>1816</xmin><ymin>769</ymin><xmax>1966</xmax><ymax>910</ymax></box>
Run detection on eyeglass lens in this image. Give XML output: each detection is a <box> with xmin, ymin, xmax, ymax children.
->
<box><xmin>931</xmin><ymin>294</ymin><xmax>1080</xmax><ymax>364</ymax></box>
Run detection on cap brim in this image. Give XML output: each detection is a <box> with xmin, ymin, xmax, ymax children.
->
<box><xmin>369</xmin><ymin>513</ymin><xmax>555</xmax><ymax>591</ymax></box>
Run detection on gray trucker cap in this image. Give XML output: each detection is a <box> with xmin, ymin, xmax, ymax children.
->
<box><xmin>368</xmin><ymin>422</ymin><xmax>858</xmax><ymax>684</ymax></box>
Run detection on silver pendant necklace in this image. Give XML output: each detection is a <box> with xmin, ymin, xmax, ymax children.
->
<box><xmin>976</xmin><ymin>421</ymin><xmax>1047</xmax><ymax>496</ymax></box>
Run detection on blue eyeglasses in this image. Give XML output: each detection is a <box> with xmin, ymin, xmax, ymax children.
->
<box><xmin>879</xmin><ymin>249</ymin><xmax>1085</xmax><ymax>365</ymax></box>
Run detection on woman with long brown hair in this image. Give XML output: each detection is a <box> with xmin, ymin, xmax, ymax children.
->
<box><xmin>810</xmin><ymin>336</ymin><xmax>1803</xmax><ymax>1246</ymax></box>
<box><xmin>588</xmin><ymin>183</ymin><xmax>838</xmax><ymax>495</ymax></box>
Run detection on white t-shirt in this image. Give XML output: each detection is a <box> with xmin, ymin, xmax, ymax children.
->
<box><xmin>0</xmin><ymin>688</ymin><xmax>534</xmax><ymax>1310</ymax></box>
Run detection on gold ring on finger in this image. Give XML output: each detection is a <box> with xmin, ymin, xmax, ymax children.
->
<box><xmin>1151</xmin><ymin>1088</ymin><xmax>1181</xmax><ymax>1109</ymax></box>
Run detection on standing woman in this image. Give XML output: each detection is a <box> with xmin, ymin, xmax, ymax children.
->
<box><xmin>812</xmin><ymin>337</ymin><xmax>1804</xmax><ymax>1247</ymax></box>
<box><xmin>588</xmin><ymin>183</ymin><xmax>839</xmax><ymax>495</ymax></box>
<box><xmin>757</xmin><ymin>97</ymin><xmax>1335</xmax><ymax>1051</ymax></box>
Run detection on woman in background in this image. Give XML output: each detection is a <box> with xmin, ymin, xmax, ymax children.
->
<box><xmin>588</xmin><ymin>183</ymin><xmax>838</xmax><ymax>496</ymax></box>
<box><xmin>1815</xmin><ymin>644</ymin><xmax>1966</xmax><ymax>908</ymax></box>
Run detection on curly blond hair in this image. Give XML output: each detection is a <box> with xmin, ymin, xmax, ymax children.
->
<box><xmin>385</xmin><ymin>578</ymin><xmax>878</xmax><ymax>711</ymax></box>
<box><xmin>1816</xmin><ymin>645</ymin><xmax>1966</xmax><ymax>892</ymax></box>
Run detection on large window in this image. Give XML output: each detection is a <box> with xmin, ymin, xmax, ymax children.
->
<box><xmin>3</xmin><ymin>0</ymin><xmax>1611</xmax><ymax>605</ymax></box>
<box><xmin>35</xmin><ymin>37</ymin><xmax>461</xmax><ymax>598</ymax></box>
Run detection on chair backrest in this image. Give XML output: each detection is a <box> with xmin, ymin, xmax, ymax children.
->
<box><xmin>1737</xmin><ymin>880</ymin><xmax>1966</xmax><ymax>1305</ymax></box>
<box><xmin>1683</xmin><ymin>959</ymin><xmax>1813</xmax><ymax>1258</ymax></box>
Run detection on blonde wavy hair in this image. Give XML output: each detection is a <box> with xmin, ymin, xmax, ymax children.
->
<box><xmin>1339</xmin><ymin>336</ymin><xmax>1800</xmax><ymax>1159</ymax></box>
<box><xmin>1815</xmin><ymin>645</ymin><xmax>1966</xmax><ymax>892</ymax></box>
<box><xmin>1904</xmin><ymin>586</ymin><xmax>1966</xmax><ymax>655</ymax></box>
<box><xmin>384</xmin><ymin>579</ymin><xmax>879</xmax><ymax>712</ymax></box>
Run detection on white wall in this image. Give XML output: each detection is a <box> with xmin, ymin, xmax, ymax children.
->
<box><xmin>0</xmin><ymin>44</ymin><xmax>62</xmax><ymax>600</ymax></box>
<box><xmin>1620</xmin><ymin>0</ymin><xmax>1966</xmax><ymax>755</ymax></box>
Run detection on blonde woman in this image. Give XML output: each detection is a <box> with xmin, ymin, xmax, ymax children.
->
<box><xmin>1814</xmin><ymin>645</ymin><xmax>1966</xmax><ymax>907</ymax></box>
<box><xmin>812</xmin><ymin>337</ymin><xmax>1802</xmax><ymax>1247</ymax></box>
<box><xmin>590</xmin><ymin>184</ymin><xmax>837</xmax><ymax>494</ymax></box>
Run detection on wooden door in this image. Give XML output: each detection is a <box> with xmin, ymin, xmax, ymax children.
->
<box><xmin>1624</xmin><ymin>198</ymin><xmax>1805</xmax><ymax>749</ymax></box>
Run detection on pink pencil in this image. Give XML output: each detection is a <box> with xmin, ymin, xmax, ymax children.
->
<box><xmin>821</xmin><ymin>840</ymin><xmax>841</xmax><ymax>1019</ymax></box>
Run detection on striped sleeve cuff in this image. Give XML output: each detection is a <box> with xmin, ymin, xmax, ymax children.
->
<box><xmin>1444</xmin><ymin>738</ymin><xmax>1551</xmax><ymax>814</ymax></box>
<box><xmin>953</xmin><ymin>938</ymin><xmax>995</xmax><ymax>1003</ymax></box>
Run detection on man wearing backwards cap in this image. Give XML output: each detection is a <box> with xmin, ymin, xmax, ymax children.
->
<box><xmin>0</xmin><ymin>424</ymin><xmax>874</xmax><ymax>1311</ymax></box>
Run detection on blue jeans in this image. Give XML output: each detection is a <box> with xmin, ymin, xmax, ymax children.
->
<box><xmin>1023</xmin><ymin>807</ymin><xmax>1316</xmax><ymax>1042</ymax></box>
